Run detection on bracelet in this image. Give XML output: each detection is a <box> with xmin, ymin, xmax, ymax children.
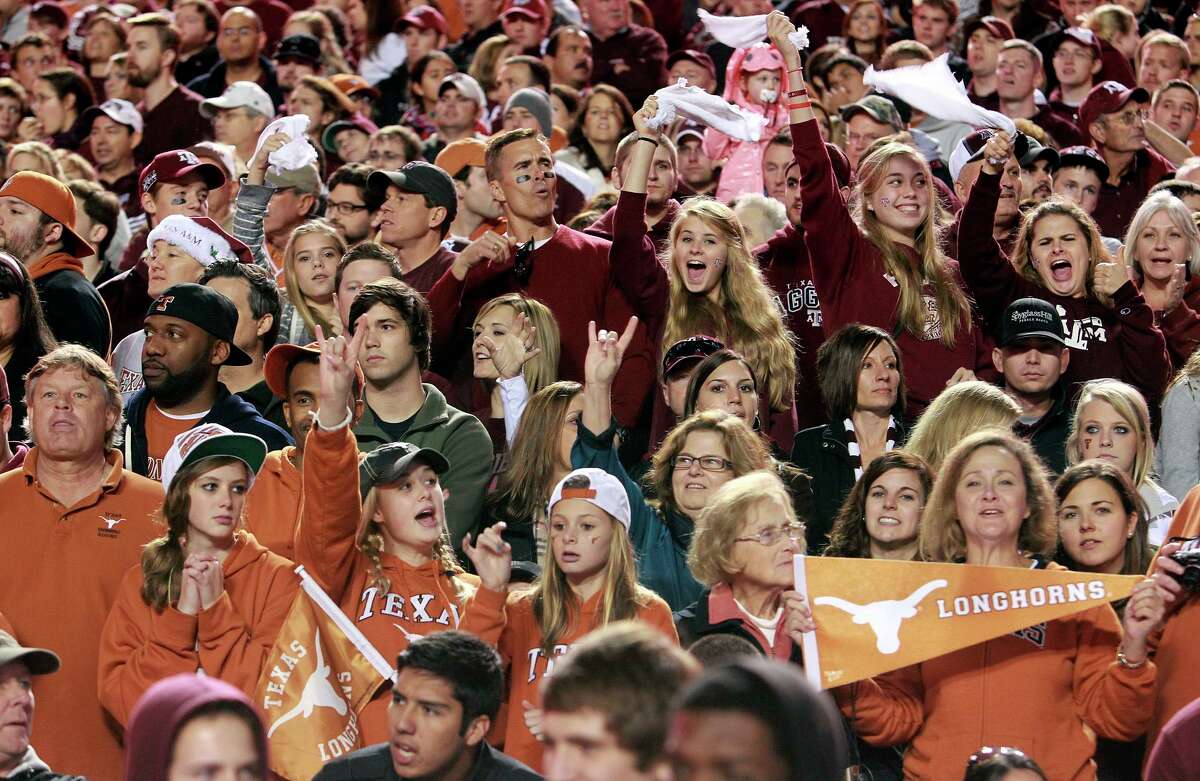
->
<box><xmin>788</xmin><ymin>101</ymin><xmax>812</xmax><ymax>111</ymax></box>
<box><xmin>787</xmin><ymin>87</ymin><xmax>808</xmax><ymax>97</ymax></box>
<box><xmin>315</xmin><ymin>406</ymin><xmax>354</xmax><ymax>431</ymax></box>
<box><xmin>788</xmin><ymin>66</ymin><xmax>804</xmax><ymax>73</ymax></box>
<box><xmin>1116</xmin><ymin>648</ymin><xmax>1146</xmax><ymax>669</ymax></box>
<box><xmin>637</xmin><ymin>135</ymin><xmax>659</xmax><ymax>145</ymax></box>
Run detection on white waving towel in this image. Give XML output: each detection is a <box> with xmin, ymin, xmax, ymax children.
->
<box><xmin>645</xmin><ymin>79</ymin><xmax>769</xmax><ymax>142</ymax></box>
<box><xmin>252</xmin><ymin>115</ymin><xmax>319</xmax><ymax>175</ymax></box>
<box><xmin>864</xmin><ymin>53</ymin><xmax>1015</xmax><ymax>133</ymax></box>
<box><xmin>698</xmin><ymin>9</ymin><xmax>810</xmax><ymax>51</ymax></box>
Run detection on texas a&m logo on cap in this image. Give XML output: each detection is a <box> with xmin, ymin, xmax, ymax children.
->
<box><xmin>153</xmin><ymin>295</ymin><xmax>175</xmax><ymax>312</ymax></box>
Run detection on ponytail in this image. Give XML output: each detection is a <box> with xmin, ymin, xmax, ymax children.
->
<box><xmin>140</xmin><ymin>530</ymin><xmax>186</xmax><ymax>610</ymax></box>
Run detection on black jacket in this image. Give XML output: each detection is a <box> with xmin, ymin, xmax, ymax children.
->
<box><xmin>790</xmin><ymin>419</ymin><xmax>909</xmax><ymax>553</ymax></box>
<box><xmin>34</xmin><ymin>267</ymin><xmax>111</xmax><ymax>358</ymax></box>
<box><xmin>1012</xmin><ymin>383</ymin><xmax>1070</xmax><ymax>476</ymax></box>
<box><xmin>674</xmin><ymin>588</ymin><xmax>804</xmax><ymax>665</ymax></box>
<box><xmin>123</xmin><ymin>383</ymin><xmax>293</xmax><ymax>478</ymax></box>
<box><xmin>312</xmin><ymin>741</ymin><xmax>542</xmax><ymax>780</ymax></box>
<box><xmin>186</xmin><ymin>55</ymin><xmax>284</xmax><ymax>112</ymax></box>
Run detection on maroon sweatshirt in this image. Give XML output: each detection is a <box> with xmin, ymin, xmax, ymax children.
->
<box><xmin>425</xmin><ymin>224</ymin><xmax>654</xmax><ymax>428</ymax></box>
<box><xmin>793</xmin><ymin>118</ymin><xmax>994</xmax><ymax>413</ymax></box>
<box><xmin>958</xmin><ymin>169</ymin><xmax>1171</xmax><ymax>403</ymax></box>
<box><xmin>609</xmin><ymin>190</ymin><xmax>799</xmax><ymax>452</ymax></box>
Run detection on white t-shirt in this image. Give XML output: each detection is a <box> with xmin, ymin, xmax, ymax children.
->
<box><xmin>111</xmin><ymin>331</ymin><xmax>145</xmax><ymax>402</ymax></box>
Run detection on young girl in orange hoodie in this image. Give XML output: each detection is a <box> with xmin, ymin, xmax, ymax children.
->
<box><xmin>477</xmin><ymin>461</ymin><xmax>678</xmax><ymax>771</ymax></box>
<box><xmin>98</xmin><ymin>424</ymin><xmax>298</xmax><ymax>725</ymax></box>
<box><xmin>291</xmin><ymin>322</ymin><xmax>513</xmax><ymax>746</ymax></box>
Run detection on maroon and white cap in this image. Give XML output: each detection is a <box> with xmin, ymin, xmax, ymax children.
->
<box><xmin>397</xmin><ymin>5</ymin><xmax>448</xmax><ymax>33</ymax></box>
<box><xmin>139</xmin><ymin>149</ymin><xmax>227</xmax><ymax>195</ymax></box>
<box><xmin>502</xmin><ymin>0</ymin><xmax>549</xmax><ymax>21</ymax></box>
<box><xmin>1078</xmin><ymin>81</ymin><xmax>1150</xmax><ymax>144</ymax></box>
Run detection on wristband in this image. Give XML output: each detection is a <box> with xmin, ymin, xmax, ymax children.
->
<box><xmin>787</xmin><ymin>101</ymin><xmax>812</xmax><ymax>111</ymax></box>
<box><xmin>788</xmin><ymin>66</ymin><xmax>804</xmax><ymax>73</ymax></box>
<box><xmin>637</xmin><ymin>135</ymin><xmax>659</xmax><ymax>145</ymax></box>
<box><xmin>315</xmin><ymin>406</ymin><xmax>353</xmax><ymax>431</ymax></box>
<box><xmin>1116</xmin><ymin>648</ymin><xmax>1146</xmax><ymax>669</ymax></box>
<box><xmin>787</xmin><ymin>88</ymin><xmax>808</xmax><ymax>97</ymax></box>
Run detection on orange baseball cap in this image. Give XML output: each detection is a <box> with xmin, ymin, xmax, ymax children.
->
<box><xmin>264</xmin><ymin>342</ymin><xmax>364</xmax><ymax>400</ymax></box>
<box><xmin>331</xmin><ymin>73</ymin><xmax>381</xmax><ymax>100</ymax></box>
<box><xmin>434</xmin><ymin>138</ymin><xmax>487</xmax><ymax>177</ymax></box>
<box><xmin>0</xmin><ymin>172</ymin><xmax>93</xmax><ymax>259</ymax></box>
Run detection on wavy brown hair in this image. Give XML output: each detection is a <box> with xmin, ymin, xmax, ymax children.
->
<box><xmin>918</xmin><ymin>430</ymin><xmax>1057</xmax><ymax>563</ymax></box>
<box><xmin>1009</xmin><ymin>199</ymin><xmax>1106</xmax><ymax>300</ymax></box>
<box><xmin>1054</xmin><ymin>460</ymin><xmax>1152</xmax><ymax>577</ymax></box>
<box><xmin>825</xmin><ymin>451</ymin><xmax>932</xmax><ymax>558</ymax></box>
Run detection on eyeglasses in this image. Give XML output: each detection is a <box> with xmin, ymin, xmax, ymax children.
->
<box><xmin>672</xmin><ymin>454</ymin><xmax>733</xmax><ymax>472</ymax></box>
<box><xmin>222</xmin><ymin>27</ymin><xmax>258</xmax><ymax>39</ymax></box>
<box><xmin>1108</xmin><ymin>108</ymin><xmax>1150</xmax><ymax>127</ymax></box>
<box><xmin>327</xmin><ymin>200</ymin><xmax>368</xmax><ymax>216</ymax></box>
<box><xmin>1053</xmin><ymin>47</ymin><xmax>1094</xmax><ymax>61</ymax></box>
<box><xmin>734</xmin><ymin>522</ymin><xmax>806</xmax><ymax>547</ymax></box>
<box><xmin>966</xmin><ymin>746</ymin><xmax>1029</xmax><ymax>769</ymax></box>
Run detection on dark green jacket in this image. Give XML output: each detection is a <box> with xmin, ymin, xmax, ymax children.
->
<box><xmin>353</xmin><ymin>383</ymin><xmax>493</xmax><ymax>549</ymax></box>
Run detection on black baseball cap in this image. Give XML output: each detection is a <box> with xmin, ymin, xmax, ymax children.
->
<box><xmin>1057</xmin><ymin>145</ymin><xmax>1110</xmax><ymax>183</ymax></box>
<box><xmin>998</xmin><ymin>297</ymin><xmax>1067</xmax><ymax>347</ymax></box>
<box><xmin>359</xmin><ymin>441</ymin><xmax>451</xmax><ymax>501</ymax></box>
<box><xmin>368</xmin><ymin>162</ymin><xmax>458</xmax><ymax>224</ymax></box>
<box><xmin>662</xmin><ymin>335</ymin><xmax>724</xmax><ymax>377</ymax></box>
<box><xmin>1019</xmin><ymin>138</ymin><xmax>1059</xmax><ymax>171</ymax></box>
<box><xmin>275</xmin><ymin>34</ymin><xmax>322</xmax><ymax>66</ymax></box>
<box><xmin>145</xmin><ymin>283</ymin><xmax>253</xmax><ymax>366</ymax></box>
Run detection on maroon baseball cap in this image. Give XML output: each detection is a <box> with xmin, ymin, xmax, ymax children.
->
<box><xmin>1078</xmin><ymin>81</ymin><xmax>1149</xmax><ymax>144</ymax></box>
<box><xmin>397</xmin><ymin>5</ymin><xmax>447</xmax><ymax>34</ymax></box>
<box><xmin>963</xmin><ymin>15</ymin><xmax>1014</xmax><ymax>42</ymax></box>
<box><xmin>139</xmin><ymin>149</ymin><xmax>227</xmax><ymax>195</ymax></box>
<box><xmin>667</xmin><ymin>49</ymin><xmax>718</xmax><ymax>80</ymax></box>
<box><xmin>502</xmin><ymin>0</ymin><xmax>549</xmax><ymax>21</ymax></box>
<box><xmin>1055</xmin><ymin>27</ymin><xmax>1102</xmax><ymax>59</ymax></box>
<box><xmin>662</xmin><ymin>335</ymin><xmax>724</xmax><ymax>377</ymax></box>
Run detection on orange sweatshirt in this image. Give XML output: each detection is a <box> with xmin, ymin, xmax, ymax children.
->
<box><xmin>1146</xmin><ymin>486</ymin><xmax>1200</xmax><ymax>746</ymax></box>
<box><xmin>841</xmin><ymin>594</ymin><xmax>1155</xmax><ymax>780</ymax></box>
<box><xmin>497</xmin><ymin>588</ymin><xmax>678</xmax><ymax>771</ymax></box>
<box><xmin>244</xmin><ymin>446</ymin><xmax>303</xmax><ymax>561</ymax></box>
<box><xmin>0</xmin><ymin>449</ymin><xmax>163</xmax><ymax>781</ymax></box>
<box><xmin>97</xmin><ymin>531</ymin><xmax>299</xmax><ymax>725</ymax></box>
<box><xmin>293</xmin><ymin>424</ymin><xmax>507</xmax><ymax>745</ymax></box>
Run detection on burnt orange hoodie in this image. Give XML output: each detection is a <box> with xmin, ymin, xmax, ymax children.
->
<box><xmin>293</xmin><ymin>424</ymin><xmax>507</xmax><ymax>745</ymax></box>
<box><xmin>244</xmin><ymin>446</ymin><xmax>302</xmax><ymax>561</ymax></box>
<box><xmin>97</xmin><ymin>530</ymin><xmax>299</xmax><ymax>726</ymax></box>
<box><xmin>498</xmin><ymin>588</ymin><xmax>678</xmax><ymax>770</ymax></box>
<box><xmin>840</xmin><ymin>568</ymin><xmax>1155</xmax><ymax>781</ymax></box>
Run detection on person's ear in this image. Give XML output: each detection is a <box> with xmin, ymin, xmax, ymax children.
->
<box><xmin>463</xmin><ymin>715</ymin><xmax>490</xmax><ymax>747</ymax></box>
<box><xmin>62</xmin><ymin>92</ymin><xmax>76</xmax><ymax>113</ymax></box>
<box><xmin>427</xmin><ymin>204</ymin><xmax>448</xmax><ymax>230</ymax></box>
<box><xmin>88</xmin><ymin>220</ymin><xmax>109</xmax><ymax>247</ymax></box>
<box><xmin>489</xmin><ymin>179</ymin><xmax>507</xmax><ymax>204</ymax></box>
<box><xmin>441</xmin><ymin>486</ymin><xmax>450</xmax><ymax>502</ymax></box>
<box><xmin>257</xmin><ymin>31</ymin><xmax>268</xmax><ymax>53</ymax></box>
<box><xmin>1089</xmin><ymin>119</ymin><xmax>1106</xmax><ymax>146</ymax></box>
<box><xmin>296</xmin><ymin>192</ymin><xmax>316</xmax><ymax>217</ymax></box>
<box><xmin>42</xmin><ymin>220</ymin><xmax>63</xmax><ymax>245</ymax></box>
<box><xmin>991</xmin><ymin>347</ymin><xmax>1004</xmax><ymax>375</ymax></box>
<box><xmin>610</xmin><ymin>165</ymin><xmax>621</xmax><ymax>189</ymax></box>
<box><xmin>142</xmin><ymin>190</ymin><xmax>157</xmax><ymax>215</ymax></box>
<box><xmin>0</xmin><ymin>402</ymin><xmax>12</xmax><ymax>439</ymax></box>
<box><xmin>255</xmin><ymin>313</ymin><xmax>273</xmax><ymax>340</ymax></box>
<box><xmin>1058</xmin><ymin>346</ymin><xmax>1070</xmax><ymax>372</ymax></box>
<box><xmin>212</xmin><ymin>339</ymin><xmax>231</xmax><ymax>366</ymax></box>
<box><xmin>1090</xmin><ymin>58</ymin><xmax>1102</xmax><ymax>77</ymax></box>
<box><xmin>282</xmin><ymin>401</ymin><xmax>293</xmax><ymax>428</ymax></box>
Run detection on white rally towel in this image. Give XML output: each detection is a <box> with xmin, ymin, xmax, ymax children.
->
<box><xmin>646</xmin><ymin>79</ymin><xmax>769</xmax><ymax>142</ymax></box>
<box><xmin>252</xmin><ymin>115</ymin><xmax>319</xmax><ymax>176</ymax></box>
<box><xmin>863</xmin><ymin>53</ymin><xmax>1015</xmax><ymax>134</ymax></box>
<box><xmin>698</xmin><ymin>8</ymin><xmax>810</xmax><ymax>51</ymax></box>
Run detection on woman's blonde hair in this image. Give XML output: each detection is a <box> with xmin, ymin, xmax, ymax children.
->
<box><xmin>904</xmin><ymin>381</ymin><xmax>1022</xmax><ymax>471</ymax></box>
<box><xmin>1065</xmin><ymin>379</ymin><xmax>1155</xmax><ymax>488</ymax></box>
<box><xmin>688</xmin><ymin>470</ymin><xmax>800</xmax><ymax>586</ymax></box>
<box><xmin>650</xmin><ymin>410</ymin><xmax>773</xmax><ymax>516</ymax></box>
<box><xmin>529</xmin><ymin>510</ymin><xmax>652</xmax><ymax>654</ymax></box>
<box><xmin>485</xmin><ymin>380</ymin><xmax>582</xmax><ymax>533</ymax></box>
<box><xmin>469</xmin><ymin>34</ymin><xmax>513</xmax><ymax>95</ymax></box>
<box><xmin>1083</xmin><ymin>3</ymin><xmax>1137</xmax><ymax>41</ymax></box>
<box><xmin>662</xmin><ymin>197</ymin><xmax>797</xmax><ymax>411</ymax></box>
<box><xmin>1009</xmin><ymin>198</ymin><xmax>1106</xmax><ymax>297</ymax></box>
<box><xmin>141</xmin><ymin>456</ymin><xmax>245</xmax><ymax>610</ymax></box>
<box><xmin>359</xmin><ymin>485</ymin><xmax>464</xmax><ymax>593</ymax></box>
<box><xmin>283</xmin><ymin>220</ymin><xmax>345</xmax><ymax>338</ymax></box>
<box><xmin>850</xmin><ymin>143</ymin><xmax>972</xmax><ymax>347</ymax></box>
<box><xmin>919</xmin><ymin>430</ymin><xmax>1058</xmax><ymax>563</ymax></box>
<box><xmin>473</xmin><ymin>293</ymin><xmax>561</xmax><ymax>393</ymax></box>
<box><xmin>8</xmin><ymin>141</ymin><xmax>64</xmax><ymax>180</ymax></box>
<box><xmin>1123</xmin><ymin>191</ymin><xmax>1200</xmax><ymax>280</ymax></box>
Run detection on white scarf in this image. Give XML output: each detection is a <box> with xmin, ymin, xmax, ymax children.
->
<box><xmin>646</xmin><ymin>79</ymin><xmax>769</xmax><ymax>142</ymax></box>
<box><xmin>864</xmin><ymin>54</ymin><xmax>1015</xmax><ymax>133</ymax></box>
<box><xmin>698</xmin><ymin>8</ymin><xmax>810</xmax><ymax>51</ymax></box>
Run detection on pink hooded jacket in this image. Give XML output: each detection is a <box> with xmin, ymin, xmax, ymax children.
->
<box><xmin>703</xmin><ymin>42</ymin><xmax>791</xmax><ymax>201</ymax></box>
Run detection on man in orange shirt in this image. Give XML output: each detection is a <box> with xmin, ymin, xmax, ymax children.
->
<box><xmin>0</xmin><ymin>345</ymin><xmax>164</xmax><ymax>781</ymax></box>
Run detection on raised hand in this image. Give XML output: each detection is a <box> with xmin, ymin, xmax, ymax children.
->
<box><xmin>314</xmin><ymin>314</ymin><xmax>367</xmax><ymax>428</ymax></box>
<box><xmin>462</xmin><ymin>522</ymin><xmax>513</xmax><ymax>592</ymax></box>
<box><xmin>1120</xmin><ymin>577</ymin><xmax>1168</xmax><ymax>661</ymax></box>
<box><xmin>247</xmin><ymin>130</ymin><xmax>290</xmax><ymax>185</ymax></box>
<box><xmin>980</xmin><ymin>131</ymin><xmax>1013</xmax><ymax>176</ymax></box>
<box><xmin>452</xmin><ymin>230</ymin><xmax>514</xmax><ymax>281</ymax></box>
<box><xmin>767</xmin><ymin>11</ymin><xmax>802</xmax><ymax>67</ymax></box>
<box><xmin>633</xmin><ymin>96</ymin><xmax>661</xmax><ymax>138</ymax></box>
<box><xmin>945</xmin><ymin>367</ymin><xmax>978</xmax><ymax>387</ymax></box>
<box><xmin>584</xmin><ymin>317</ymin><xmax>639</xmax><ymax>389</ymax></box>
<box><xmin>1093</xmin><ymin>261</ymin><xmax>1135</xmax><ymax>301</ymax></box>
<box><xmin>479</xmin><ymin>311</ymin><xmax>541</xmax><ymax>380</ymax></box>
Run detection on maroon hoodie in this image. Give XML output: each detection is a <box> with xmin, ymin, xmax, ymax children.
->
<box><xmin>123</xmin><ymin>674</ymin><xmax>268</xmax><ymax>781</ymax></box>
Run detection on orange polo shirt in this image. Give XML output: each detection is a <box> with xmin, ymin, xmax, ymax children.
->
<box><xmin>244</xmin><ymin>447</ymin><xmax>303</xmax><ymax>561</ymax></box>
<box><xmin>0</xmin><ymin>448</ymin><xmax>163</xmax><ymax>781</ymax></box>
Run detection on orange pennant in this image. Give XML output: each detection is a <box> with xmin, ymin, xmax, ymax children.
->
<box><xmin>794</xmin><ymin>556</ymin><xmax>1141</xmax><ymax>690</ymax></box>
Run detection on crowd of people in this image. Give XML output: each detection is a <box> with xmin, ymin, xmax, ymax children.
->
<box><xmin>1</xmin><ymin>0</ymin><xmax>1200</xmax><ymax>778</ymax></box>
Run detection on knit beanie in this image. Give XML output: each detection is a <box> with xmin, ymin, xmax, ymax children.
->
<box><xmin>505</xmin><ymin>87</ymin><xmax>553</xmax><ymax>136</ymax></box>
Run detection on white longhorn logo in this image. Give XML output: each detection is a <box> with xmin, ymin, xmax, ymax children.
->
<box><xmin>814</xmin><ymin>579</ymin><xmax>948</xmax><ymax>654</ymax></box>
<box><xmin>266</xmin><ymin>627</ymin><xmax>349</xmax><ymax>738</ymax></box>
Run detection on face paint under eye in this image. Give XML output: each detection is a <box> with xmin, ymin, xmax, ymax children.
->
<box><xmin>1084</xmin><ymin>438</ymin><xmax>1092</xmax><ymax>450</ymax></box>
<box><xmin>516</xmin><ymin>174</ymin><xmax>531</xmax><ymax>183</ymax></box>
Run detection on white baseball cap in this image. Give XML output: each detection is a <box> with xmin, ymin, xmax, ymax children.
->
<box><xmin>547</xmin><ymin>468</ymin><xmax>632</xmax><ymax>532</ymax></box>
<box><xmin>200</xmin><ymin>81</ymin><xmax>276</xmax><ymax>121</ymax></box>
<box><xmin>160</xmin><ymin>423</ymin><xmax>268</xmax><ymax>493</ymax></box>
<box><xmin>81</xmin><ymin>99</ymin><xmax>144</xmax><ymax>135</ymax></box>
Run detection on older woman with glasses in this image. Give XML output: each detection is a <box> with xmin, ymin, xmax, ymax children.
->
<box><xmin>676</xmin><ymin>470</ymin><xmax>809</xmax><ymax>663</ymax></box>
